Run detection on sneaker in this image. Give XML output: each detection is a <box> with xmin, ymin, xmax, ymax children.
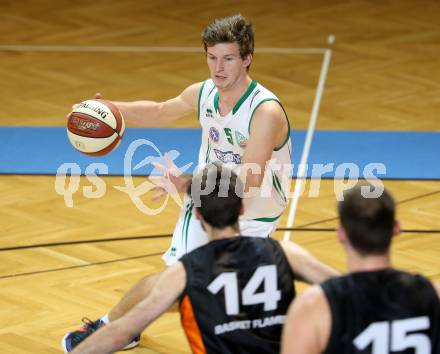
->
<box><xmin>62</xmin><ymin>317</ymin><xmax>140</xmax><ymax>353</ymax></box>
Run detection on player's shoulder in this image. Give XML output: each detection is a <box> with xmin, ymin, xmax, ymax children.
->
<box><xmin>299</xmin><ymin>285</ymin><xmax>326</xmax><ymax>304</ymax></box>
<box><xmin>433</xmin><ymin>282</ymin><xmax>440</xmax><ymax>299</ymax></box>
<box><xmin>253</xmin><ymin>99</ymin><xmax>284</xmax><ymax>115</ymax></box>
<box><xmin>182</xmin><ymin>81</ymin><xmax>205</xmax><ymax>95</ymax></box>
<box><xmin>250</xmin><ymin>99</ymin><xmax>286</xmax><ymax>133</ymax></box>
<box><xmin>179</xmin><ymin>81</ymin><xmax>208</xmax><ymax>110</ymax></box>
<box><xmin>250</xmin><ymin>82</ymin><xmax>285</xmax><ymax>121</ymax></box>
<box><xmin>196</xmin><ymin>79</ymin><xmax>216</xmax><ymax>94</ymax></box>
<box><xmin>252</xmin><ymin>81</ymin><xmax>282</xmax><ymax>104</ymax></box>
<box><xmin>289</xmin><ymin>285</ymin><xmax>328</xmax><ymax>318</ymax></box>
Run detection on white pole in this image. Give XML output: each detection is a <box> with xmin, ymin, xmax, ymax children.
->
<box><xmin>283</xmin><ymin>35</ymin><xmax>335</xmax><ymax>241</ymax></box>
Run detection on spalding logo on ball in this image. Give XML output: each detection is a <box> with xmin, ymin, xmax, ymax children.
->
<box><xmin>67</xmin><ymin>99</ymin><xmax>125</xmax><ymax>156</ymax></box>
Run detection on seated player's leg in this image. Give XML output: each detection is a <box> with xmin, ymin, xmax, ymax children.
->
<box><xmin>108</xmin><ymin>273</ymin><xmax>162</xmax><ymax>321</ymax></box>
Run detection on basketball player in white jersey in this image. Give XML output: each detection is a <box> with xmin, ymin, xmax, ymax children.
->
<box><xmin>63</xmin><ymin>14</ymin><xmax>293</xmax><ymax>352</ymax></box>
<box><xmin>116</xmin><ymin>14</ymin><xmax>291</xmax><ymax>266</ymax></box>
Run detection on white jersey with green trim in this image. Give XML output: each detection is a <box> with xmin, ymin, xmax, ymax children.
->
<box><xmin>196</xmin><ymin>79</ymin><xmax>292</xmax><ymax>221</ymax></box>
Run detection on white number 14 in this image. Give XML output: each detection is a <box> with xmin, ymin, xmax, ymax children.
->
<box><xmin>207</xmin><ymin>265</ymin><xmax>281</xmax><ymax>315</ymax></box>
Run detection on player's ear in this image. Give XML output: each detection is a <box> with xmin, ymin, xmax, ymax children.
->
<box><xmin>337</xmin><ymin>225</ymin><xmax>347</xmax><ymax>244</ymax></box>
<box><xmin>392</xmin><ymin>220</ymin><xmax>401</xmax><ymax>237</ymax></box>
<box><xmin>194</xmin><ymin>207</ymin><xmax>202</xmax><ymax>221</ymax></box>
<box><xmin>243</xmin><ymin>53</ymin><xmax>252</xmax><ymax>68</ymax></box>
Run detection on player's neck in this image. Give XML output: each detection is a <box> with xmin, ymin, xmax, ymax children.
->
<box><xmin>347</xmin><ymin>248</ymin><xmax>392</xmax><ymax>273</ymax></box>
<box><xmin>209</xmin><ymin>225</ymin><xmax>241</xmax><ymax>240</ymax></box>
<box><xmin>217</xmin><ymin>74</ymin><xmax>252</xmax><ymax>115</ymax></box>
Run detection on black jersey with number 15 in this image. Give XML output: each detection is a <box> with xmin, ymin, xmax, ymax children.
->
<box><xmin>179</xmin><ymin>236</ymin><xmax>296</xmax><ymax>354</ymax></box>
<box><xmin>321</xmin><ymin>269</ymin><xmax>440</xmax><ymax>354</ymax></box>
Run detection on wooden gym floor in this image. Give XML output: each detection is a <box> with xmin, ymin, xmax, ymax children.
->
<box><xmin>0</xmin><ymin>1</ymin><xmax>439</xmax><ymax>353</ymax></box>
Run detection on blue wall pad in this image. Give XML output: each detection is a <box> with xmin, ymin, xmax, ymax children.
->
<box><xmin>1</xmin><ymin>127</ymin><xmax>439</xmax><ymax>179</ymax></box>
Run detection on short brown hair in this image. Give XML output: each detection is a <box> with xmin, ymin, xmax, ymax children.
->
<box><xmin>202</xmin><ymin>14</ymin><xmax>254</xmax><ymax>59</ymax></box>
<box><xmin>188</xmin><ymin>163</ymin><xmax>243</xmax><ymax>229</ymax></box>
<box><xmin>338</xmin><ymin>185</ymin><xmax>396</xmax><ymax>255</ymax></box>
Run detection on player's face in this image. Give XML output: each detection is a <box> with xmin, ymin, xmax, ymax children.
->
<box><xmin>206</xmin><ymin>42</ymin><xmax>252</xmax><ymax>90</ymax></box>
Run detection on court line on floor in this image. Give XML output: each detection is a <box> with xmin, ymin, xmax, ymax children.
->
<box><xmin>0</xmin><ymin>189</ymin><xmax>437</xmax><ymax>252</ymax></box>
<box><xmin>276</xmin><ymin>228</ymin><xmax>440</xmax><ymax>234</ymax></box>
<box><xmin>1</xmin><ymin>226</ymin><xmax>438</xmax><ymax>253</ymax></box>
<box><xmin>283</xmin><ymin>35</ymin><xmax>334</xmax><ymax>241</ymax></box>
<box><xmin>0</xmin><ymin>234</ymin><xmax>172</xmax><ymax>252</ymax></box>
<box><xmin>0</xmin><ymin>252</ymin><xmax>163</xmax><ymax>280</ymax></box>
<box><xmin>0</xmin><ymin>45</ymin><xmax>326</xmax><ymax>54</ymax></box>
<box><xmin>2</xmin><ymin>227</ymin><xmax>439</xmax><ymax>280</ymax></box>
<box><xmin>1</xmin><ymin>228</ymin><xmax>438</xmax><ymax>280</ymax></box>
<box><xmin>296</xmin><ymin>189</ymin><xmax>440</xmax><ymax>229</ymax></box>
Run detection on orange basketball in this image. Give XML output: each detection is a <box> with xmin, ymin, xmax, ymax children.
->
<box><xmin>67</xmin><ymin>99</ymin><xmax>125</xmax><ymax>156</ymax></box>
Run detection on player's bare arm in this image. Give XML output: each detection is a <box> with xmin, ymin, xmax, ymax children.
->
<box><xmin>71</xmin><ymin>263</ymin><xmax>186</xmax><ymax>354</ymax></box>
<box><xmin>240</xmin><ymin>100</ymin><xmax>288</xmax><ymax>192</ymax></box>
<box><xmin>112</xmin><ymin>82</ymin><xmax>202</xmax><ymax>126</ymax></box>
<box><xmin>280</xmin><ymin>240</ymin><xmax>339</xmax><ymax>284</ymax></box>
<box><xmin>434</xmin><ymin>282</ymin><xmax>440</xmax><ymax>298</ymax></box>
<box><xmin>281</xmin><ymin>285</ymin><xmax>330</xmax><ymax>354</ymax></box>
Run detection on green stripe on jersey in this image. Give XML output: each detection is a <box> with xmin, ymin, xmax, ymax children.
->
<box><xmin>253</xmin><ymin>213</ymin><xmax>282</xmax><ymax>223</ymax></box>
<box><xmin>184</xmin><ymin>203</ymin><xmax>194</xmax><ymax>252</ymax></box>
<box><xmin>213</xmin><ymin>80</ymin><xmax>257</xmax><ymax>115</ymax></box>
<box><xmin>272</xmin><ymin>173</ymin><xmax>287</xmax><ymax>202</ymax></box>
<box><xmin>232</xmin><ymin>80</ymin><xmax>257</xmax><ymax>114</ymax></box>
<box><xmin>197</xmin><ymin>80</ymin><xmax>207</xmax><ymax>120</ymax></box>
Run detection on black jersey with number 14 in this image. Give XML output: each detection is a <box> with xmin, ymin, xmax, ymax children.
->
<box><xmin>179</xmin><ymin>236</ymin><xmax>296</xmax><ymax>354</ymax></box>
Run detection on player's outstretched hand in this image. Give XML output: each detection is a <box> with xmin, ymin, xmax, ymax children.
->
<box><xmin>69</xmin><ymin>93</ymin><xmax>102</xmax><ymax>112</ymax></box>
<box><xmin>149</xmin><ymin>153</ymin><xmax>192</xmax><ymax>201</ymax></box>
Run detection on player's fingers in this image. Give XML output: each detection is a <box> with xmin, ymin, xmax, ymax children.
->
<box><xmin>151</xmin><ymin>162</ymin><xmax>168</xmax><ymax>175</ymax></box>
<box><xmin>164</xmin><ymin>152</ymin><xmax>178</xmax><ymax>169</ymax></box>
<box><xmin>149</xmin><ymin>176</ymin><xmax>163</xmax><ymax>183</ymax></box>
<box><xmin>150</xmin><ymin>184</ymin><xmax>164</xmax><ymax>191</ymax></box>
<box><xmin>151</xmin><ymin>190</ymin><xmax>167</xmax><ymax>201</ymax></box>
<box><xmin>163</xmin><ymin>153</ymin><xmax>184</xmax><ymax>178</ymax></box>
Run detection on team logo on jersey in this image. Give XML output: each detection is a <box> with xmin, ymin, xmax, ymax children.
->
<box><xmin>235</xmin><ymin>131</ymin><xmax>248</xmax><ymax>148</ymax></box>
<box><xmin>206</xmin><ymin>108</ymin><xmax>214</xmax><ymax>118</ymax></box>
<box><xmin>214</xmin><ymin>149</ymin><xmax>241</xmax><ymax>164</ymax></box>
<box><xmin>209</xmin><ymin>127</ymin><xmax>220</xmax><ymax>143</ymax></box>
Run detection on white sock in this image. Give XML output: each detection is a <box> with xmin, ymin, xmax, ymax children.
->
<box><xmin>100</xmin><ymin>314</ymin><xmax>110</xmax><ymax>324</ymax></box>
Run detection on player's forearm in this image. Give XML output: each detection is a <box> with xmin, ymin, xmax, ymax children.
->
<box><xmin>308</xmin><ymin>262</ymin><xmax>339</xmax><ymax>284</ymax></box>
<box><xmin>112</xmin><ymin>100</ymin><xmax>168</xmax><ymax>126</ymax></box>
<box><xmin>281</xmin><ymin>241</ymin><xmax>339</xmax><ymax>284</ymax></box>
<box><xmin>239</xmin><ymin>164</ymin><xmax>265</xmax><ymax>197</ymax></box>
<box><xmin>294</xmin><ymin>256</ymin><xmax>339</xmax><ymax>284</ymax></box>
